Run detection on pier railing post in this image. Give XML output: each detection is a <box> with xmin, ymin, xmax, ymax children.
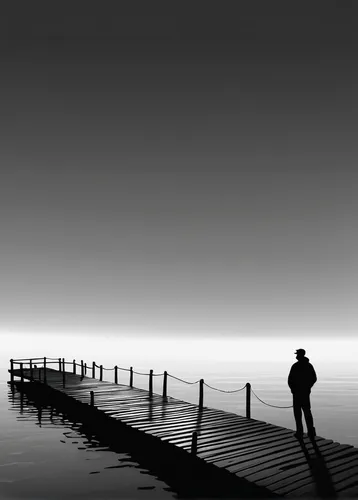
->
<box><xmin>92</xmin><ymin>362</ymin><xmax>95</xmax><ymax>379</ymax></box>
<box><xmin>163</xmin><ymin>371</ymin><xmax>167</xmax><ymax>398</ymax></box>
<box><xmin>62</xmin><ymin>358</ymin><xmax>65</xmax><ymax>373</ymax></box>
<box><xmin>43</xmin><ymin>357</ymin><xmax>47</xmax><ymax>384</ymax></box>
<box><xmin>199</xmin><ymin>379</ymin><xmax>204</xmax><ymax>410</ymax></box>
<box><xmin>58</xmin><ymin>358</ymin><xmax>62</xmax><ymax>371</ymax></box>
<box><xmin>191</xmin><ymin>431</ymin><xmax>198</xmax><ymax>455</ymax></box>
<box><xmin>90</xmin><ymin>390</ymin><xmax>94</xmax><ymax>407</ymax></box>
<box><xmin>114</xmin><ymin>366</ymin><xmax>118</xmax><ymax>384</ymax></box>
<box><xmin>84</xmin><ymin>362</ymin><xmax>87</xmax><ymax>376</ymax></box>
<box><xmin>62</xmin><ymin>362</ymin><xmax>66</xmax><ymax>388</ymax></box>
<box><xmin>20</xmin><ymin>363</ymin><xmax>24</xmax><ymax>383</ymax></box>
<box><xmin>100</xmin><ymin>365</ymin><xmax>103</xmax><ymax>381</ymax></box>
<box><xmin>246</xmin><ymin>382</ymin><xmax>251</xmax><ymax>419</ymax></box>
<box><xmin>130</xmin><ymin>367</ymin><xmax>133</xmax><ymax>387</ymax></box>
<box><xmin>10</xmin><ymin>359</ymin><xmax>14</xmax><ymax>383</ymax></box>
<box><xmin>73</xmin><ymin>359</ymin><xmax>76</xmax><ymax>374</ymax></box>
<box><xmin>149</xmin><ymin>369</ymin><xmax>153</xmax><ymax>398</ymax></box>
<box><xmin>81</xmin><ymin>360</ymin><xmax>84</xmax><ymax>378</ymax></box>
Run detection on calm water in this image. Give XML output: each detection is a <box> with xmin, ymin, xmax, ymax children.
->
<box><xmin>0</xmin><ymin>384</ymin><xmax>177</xmax><ymax>500</ymax></box>
<box><xmin>1</xmin><ymin>334</ymin><xmax>357</xmax><ymax>498</ymax></box>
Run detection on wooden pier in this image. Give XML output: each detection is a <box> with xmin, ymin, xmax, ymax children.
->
<box><xmin>8</xmin><ymin>357</ymin><xmax>358</xmax><ymax>498</ymax></box>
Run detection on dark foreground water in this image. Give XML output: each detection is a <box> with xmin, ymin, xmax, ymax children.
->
<box><xmin>0</xmin><ymin>383</ymin><xmax>178</xmax><ymax>500</ymax></box>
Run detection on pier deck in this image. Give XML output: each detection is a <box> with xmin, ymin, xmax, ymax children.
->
<box><xmin>9</xmin><ymin>366</ymin><xmax>358</xmax><ymax>498</ymax></box>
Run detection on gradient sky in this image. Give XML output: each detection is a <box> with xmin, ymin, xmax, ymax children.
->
<box><xmin>0</xmin><ymin>1</ymin><xmax>357</xmax><ymax>338</ymax></box>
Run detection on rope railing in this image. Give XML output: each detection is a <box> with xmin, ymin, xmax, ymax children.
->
<box><xmin>203</xmin><ymin>381</ymin><xmax>247</xmax><ymax>393</ymax></box>
<box><xmin>132</xmin><ymin>369</ymin><xmax>150</xmax><ymax>376</ymax></box>
<box><xmin>251</xmin><ymin>387</ymin><xmax>293</xmax><ymax>408</ymax></box>
<box><xmin>12</xmin><ymin>357</ymin><xmax>58</xmax><ymax>362</ymax></box>
<box><xmin>132</xmin><ymin>369</ymin><xmax>162</xmax><ymax>376</ymax></box>
<box><xmin>167</xmin><ymin>373</ymin><xmax>201</xmax><ymax>385</ymax></box>
<box><xmin>8</xmin><ymin>356</ymin><xmax>294</xmax><ymax>413</ymax></box>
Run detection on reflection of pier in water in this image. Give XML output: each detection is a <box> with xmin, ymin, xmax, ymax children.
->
<box><xmin>8</xmin><ymin>386</ymin><xmax>224</xmax><ymax>498</ymax></box>
<box><xmin>9</xmin><ymin>357</ymin><xmax>358</xmax><ymax>498</ymax></box>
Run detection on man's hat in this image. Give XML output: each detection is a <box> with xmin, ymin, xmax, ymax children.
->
<box><xmin>295</xmin><ymin>348</ymin><xmax>306</xmax><ymax>356</ymax></box>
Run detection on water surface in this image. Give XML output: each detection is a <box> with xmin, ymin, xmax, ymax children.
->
<box><xmin>0</xmin><ymin>383</ymin><xmax>177</xmax><ymax>499</ymax></box>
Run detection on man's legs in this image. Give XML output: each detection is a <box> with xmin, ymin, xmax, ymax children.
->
<box><xmin>293</xmin><ymin>394</ymin><xmax>304</xmax><ymax>436</ymax></box>
<box><xmin>301</xmin><ymin>393</ymin><xmax>316</xmax><ymax>437</ymax></box>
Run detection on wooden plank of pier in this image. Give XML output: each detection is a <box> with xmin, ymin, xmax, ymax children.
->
<box><xmin>10</xmin><ymin>366</ymin><xmax>358</xmax><ymax>498</ymax></box>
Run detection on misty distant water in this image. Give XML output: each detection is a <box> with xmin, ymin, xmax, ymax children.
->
<box><xmin>1</xmin><ymin>334</ymin><xmax>357</xmax><ymax>498</ymax></box>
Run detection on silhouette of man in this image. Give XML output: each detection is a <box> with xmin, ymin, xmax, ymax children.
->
<box><xmin>288</xmin><ymin>348</ymin><xmax>317</xmax><ymax>439</ymax></box>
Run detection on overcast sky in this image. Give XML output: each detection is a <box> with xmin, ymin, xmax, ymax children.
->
<box><xmin>0</xmin><ymin>1</ymin><xmax>357</xmax><ymax>338</ymax></box>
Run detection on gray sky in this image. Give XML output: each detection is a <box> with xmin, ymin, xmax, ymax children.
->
<box><xmin>0</xmin><ymin>1</ymin><xmax>357</xmax><ymax>337</ymax></box>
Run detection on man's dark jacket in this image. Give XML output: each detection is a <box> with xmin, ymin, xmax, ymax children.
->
<box><xmin>288</xmin><ymin>356</ymin><xmax>317</xmax><ymax>394</ymax></box>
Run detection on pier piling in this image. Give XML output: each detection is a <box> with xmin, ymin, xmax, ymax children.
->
<box><xmin>246</xmin><ymin>382</ymin><xmax>251</xmax><ymax>419</ymax></box>
<box><xmin>43</xmin><ymin>357</ymin><xmax>47</xmax><ymax>384</ymax></box>
<box><xmin>191</xmin><ymin>431</ymin><xmax>198</xmax><ymax>455</ymax></box>
<box><xmin>130</xmin><ymin>367</ymin><xmax>133</xmax><ymax>387</ymax></box>
<box><xmin>149</xmin><ymin>369</ymin><xmax>153</xmax><ymax>398</ymax></box>
<box><xmin>163</xmin><ymin>370</ymin><xmax>167</xmax><ymax>398</ymax></box>
<box><xmin>199</xmin><ymin>379</ymin><xmax>204</xmax><ymax>410</ymax></box>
